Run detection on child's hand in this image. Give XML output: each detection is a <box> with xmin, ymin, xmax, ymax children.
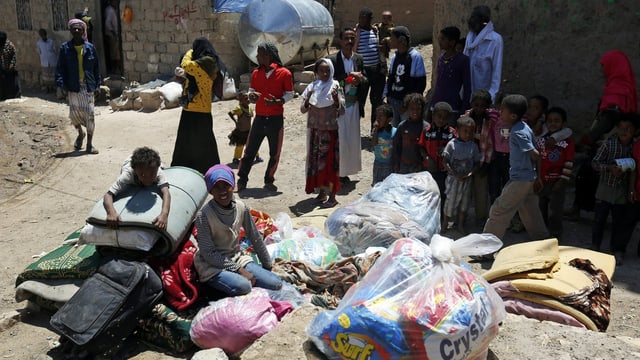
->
<box><xmin>248</xmin><ymin>91</ymin><xmax>261</xmax><ymax>103</ymax></box>
<box><xmin>239</xmin><ymin>267</ymin><xmax>256</xmax><ymax>286</ymax></box>
<box><xmin>545</xmin><ymin>137</ymin><xmax>557</xmax><ymax>150</ymax></box>
<box><xmin>153</xmin><ymin>212</ymin><xmax>169</xmax><ymax>230</ymax></box>
<box><xmin>331</xmin><ymin>87</ymin><xmax>339</xmax><ymax>103</ymax></box>
<box><xmin>533</xmin><ymin>178</ymin><xmax>544</xmax><ymax>193</ymax></box>
<box><xmin>106</xmin><ymin>212</ymin><xmax>121</xmax><ymax>229</ymax></box>
<box><xmin>610</xmin><ymin>165</ymin><xmax>623</xmax><ymax>177</ymax></box>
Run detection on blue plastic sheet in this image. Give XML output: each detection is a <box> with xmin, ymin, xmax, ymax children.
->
<box><xmin>213</xmin><ymin>0</ymin><xmax>253</xmax><ymax>13</ymax></box>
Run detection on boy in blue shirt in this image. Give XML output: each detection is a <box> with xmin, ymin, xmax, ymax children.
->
<box><xmin>371</xmin><ymin>104</ymin><xmax>396</xmax><ymax>185</ymax></box>
<box><xmin>483</xmin><ymin>94</ymin><xmax>549</xmax><ymax>241</ymax></box>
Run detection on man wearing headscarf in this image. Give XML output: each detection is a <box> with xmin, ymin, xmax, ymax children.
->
<box><xmin>0</xmin><ymin>31</ymin><xmax>21</xmax><ymax>100</ymax></box>
<box><xmin>171</xmin><ymin>37</ymin><xmax>222</xmax><ymax>174</ymax></box>
<box><xmin>56</xmin><ymin>19</ymin><xmax>101</xmax><ymax>154</ymax></box>
<box><xmin>236</xmin><ymin>41</ymin><xmax>294</xmax><ymax>192</ymax></box>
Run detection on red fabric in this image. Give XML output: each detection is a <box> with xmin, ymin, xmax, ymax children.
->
<box><xmin>600</xmin><ymin>50</ymin><xmax>638</xmax><ymax>113</ymax></box>
<box><xmin>418</xmin><ymin>124</ymin><xmax>457</xmax><ymax>170</ymax></box>
<box><xmin>538</xmin><ymin>136</ymin><xmax>575</xmax><ymax>183</ymax></box>
<box><xmin>150</xmin><ymin>228</ymin><xmax>200</xmax><ymax>311</ymax></box>
<box><xmin>269</xmin><ymin>300</ymin><xmax>295</xmax><ymax>320</ymax></box>
<box><xmin>251</xmin><ymin>63</ymin><xmax>294</xmax><ymax>116</ymax></box>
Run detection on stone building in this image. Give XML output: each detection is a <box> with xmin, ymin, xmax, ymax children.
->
<box><xmin>433</xmin><ymin>0</ymin><xmax>640</xmax><ymax>136</ymax></box>
<box><xmin>1</xmin><ymin>0</ymin><xmax>433</xmax><ymax>88</ymax></box>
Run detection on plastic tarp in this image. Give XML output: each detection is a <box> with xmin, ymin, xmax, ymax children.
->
<box><xmin>213</xmin><ymin>0</ymin><xmax>253</xmax><ymax>13</ymax></box>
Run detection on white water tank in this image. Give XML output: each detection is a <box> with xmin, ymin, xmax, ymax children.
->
<box><xmin>237</xmin><ymin>0</ymin><xmax>334</xmax><ymax>65</ymax></box>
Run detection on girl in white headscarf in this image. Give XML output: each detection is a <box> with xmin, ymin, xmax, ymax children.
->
<box><xmin>300</xmin><ymin>58</ymin><xmax>345</xmax><ymax>208</ymax></box>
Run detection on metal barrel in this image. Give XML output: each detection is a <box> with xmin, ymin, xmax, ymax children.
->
<box><xmin>238</xmin><ymin>0</ymin><xmax>334</xmax><ymax>65</ymax></box>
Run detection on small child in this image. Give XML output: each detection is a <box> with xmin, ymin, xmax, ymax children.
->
<box><xmin>442</xmin><ymin>116</ymin><xmax>481</xmax><ymax>234</ymax></box>
<box><xmin>103</xmin><ymin>147</ymin><xmax>171</xmax><ymax>230</ymax></box>
<box><xmin>524</xmin><ymin>95</ymin><xmax>549</xmax><ymax>137</ymax></box>
<box><xmin>483</xmin><ymin>94</ymin><xmax>549</xmax><ymax>242</ymax></box>
<box><xmin>392</xmin><ymin>93</ymin><xmax>428</xmax><ymax>174</ymax></box>
<box><xmin>194</xmin><ymin>164</ymin><xmax>282</xmax><ymax>296</ymax></box>
<box><xmin>419</xmin><ymin>101</ymin><xmax>457</xmax><ymax>230</ymax></box>
<box><xmin>36</xmin><ymin>29</ymin><xmax>57</xmax><ymax>93</ymax></box>
<box><xmin>466</xmin><ymin>89</ymin><xmax>497</xmax><ymax>224</ymax></box>
<box><xmin>371</xmin><ymin>104</ymin><xmax>397</xmax><ymax>185</ymax></box>
<box><xmin>228</xmin><ymin>91</ymin><xmax>261</xmax><ymax>165</ymax></box>
<box><xmin>534</xmin><ymin>107</ymin><xmax>575</xmax><ymax>241</ymax></box>
<box><xmin>591</xmin><ymin>114</ymin><xmax>637</xmax><ymax>264</ymax></box>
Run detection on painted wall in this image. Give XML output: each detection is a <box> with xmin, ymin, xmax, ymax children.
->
<box><xmin>433</xmin><ymin>0</ymin><xmax>640</xmax><ymax>136</ymax></box>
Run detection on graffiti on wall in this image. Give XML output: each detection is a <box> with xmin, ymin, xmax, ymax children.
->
<box><xmin>163</xmin><ymin>0</ymin><xmax>198</xmax><ymax>25</ymax></box>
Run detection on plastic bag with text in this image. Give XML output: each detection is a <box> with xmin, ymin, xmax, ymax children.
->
<box><xmin>307</xmin><ymin>234</ymin><xmax>505</xmax><ymax>360</ymax></box>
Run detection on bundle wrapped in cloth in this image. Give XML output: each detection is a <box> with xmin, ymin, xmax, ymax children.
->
<box><xmin>325</xmin><ymin>172</ymin><xmax>440</xmax><ymax>256</ymax></box>
<box><xmin>483</xmin><ymin>238</ymin><xmax>615</xmax><ymax>331</ymax></box>
<box><xmin>307</xmin><ymin>234</ymin><xmax>505</xmax><ymax>359</ymax></box>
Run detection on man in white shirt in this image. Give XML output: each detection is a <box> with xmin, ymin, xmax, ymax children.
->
<box><xmin>463</xmin><ymin>5</ymin><xmax>503</xmax><ymax>103</ymax></box>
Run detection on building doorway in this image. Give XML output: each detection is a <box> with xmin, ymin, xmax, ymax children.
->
<box><xmin>102</xmin><ymin>0</ymin><xmax>122</xmax><ymax>75</ymax></box>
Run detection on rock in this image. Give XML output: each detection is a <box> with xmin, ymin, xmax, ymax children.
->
<box><xmin>294</xmin><ymin>82</ymin><xmax>309</xmax><ymax>94</ymax></box>
<box><xmin>294</xmin><ymin>71</ymin><xmax>315</xmax><ymax>83</ymax></box>
<box><xmin>191</xmin><ymin>348</ymin><xmax>228</xmax><ymax>360</ymax></box>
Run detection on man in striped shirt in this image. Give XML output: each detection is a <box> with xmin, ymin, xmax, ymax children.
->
<box><xmin>354</xmin><ymin>8</ymin><xmax>387</xmax><ymax>129</ymax></box>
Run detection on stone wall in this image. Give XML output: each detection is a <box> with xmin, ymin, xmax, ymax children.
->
<box><xmin>2</xmin><ymin>0</ymin><xmax>436</xmax><ymax>88</ymax></box>
<box><xmin>433</xmin><ymin>0</ymin><xmax>640</xmax><ymax>136</ymax></box>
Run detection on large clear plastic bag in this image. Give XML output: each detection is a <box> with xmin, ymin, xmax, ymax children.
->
<box><xmin>325</xmin><ymin>203</ymin><xmax>431</xmax><ymax>256</ymax></box>
<box><xmin>325</xmin><ymin>172</ymin><xmax>440</xmax><ymax>256</ymax></box>
<box><xmin>307</xmin><ymin>234</ymin><xmax>506</xmax><ymax>360</ymax></box>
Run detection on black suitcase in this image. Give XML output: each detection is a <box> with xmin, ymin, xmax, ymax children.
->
<box><xmin>50</xmin><ymin>257</ymin><xmax>163</xmax><ymax>357</ymax></box>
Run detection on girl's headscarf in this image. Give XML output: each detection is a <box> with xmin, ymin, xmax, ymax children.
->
<box><xmin>303</xmin><ymin>58</ymin><xmax>338</xmax><ymax>108</ymax></box>
<box><xmin>258</xmin><ymin>41</ymin><xmax>283</xmax><ymax>67</ymax></box>
<box><xmin>600</xmin><ymin>50</ymin><xmax>638</xmax><ymax>113</ymax></box>
<box><xmin>67</xmin><ymin>18</ymin><xmax>88</xmax><ymax>41</ymax></box>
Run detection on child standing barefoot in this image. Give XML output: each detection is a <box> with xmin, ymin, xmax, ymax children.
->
<box><xmin>442</xmin><ymin>116</ymin><xmax>481</xmax><ymax>234</ymax></box>
<box><xmin>371</xmin><ymin>104</ymin><xmax>396</xmax><ymax>185</ymax></box>
<box><xmin>227</xmin><ymin>91</ymin><xmax>261</xmax><ymax>165</ymax></box>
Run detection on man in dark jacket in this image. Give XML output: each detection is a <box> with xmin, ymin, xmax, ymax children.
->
<box><xmin>328</xmin><ymin>28</ymin><xmax>368</xmax><ymax>184</ymax></box>
<box><xmin>56</xmin><ymin>19</ymin><xmax>101</xmax><ymax>154</ymax></box>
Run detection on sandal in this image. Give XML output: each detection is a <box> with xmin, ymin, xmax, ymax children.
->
<box><xmin>86</xmin><ymin>146</ymin><xmax>99</xmax><ymax>155</ymax></box>
<box><xmin>320</xmin><ymin>200</ymin><xmax>339</xmax><ymax>208</ymax></box>
<box><xmin>74</xmin><ymin>132</ymin><xmax>85</xmax><ymax>150</ymax></box>
<box><xmin>315</xmin><ymin>192</ymin><xmax>328</xmax><ymax>203</ymax></box>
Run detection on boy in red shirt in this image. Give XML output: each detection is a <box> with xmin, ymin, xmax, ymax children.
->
<box><xmin>419</xmin><ymin>101</ymin><xmax>457</xmax><ymax>231</ymax></box>
<box><xmin>534</xmin><ymin>107</ymin><xmax>574</xmax><ymax>240</ymax></box>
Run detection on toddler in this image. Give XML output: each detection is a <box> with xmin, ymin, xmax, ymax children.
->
<box><xmin>419</xmin><ymin>101</ymin><xmax>457</xmax><ymax>230</ymax></box>
<box><xmin>442</xmin><ymin>116</ymin><xmax>481</xmax><ymax>234</ymax></box>
<box><xmin>228</xmin><ymin>91</ymin><xmax>261</xmax><ymax>165</ymax></box>
<box><xmin>391</xmin><ymin>93</ymin><xmax>428</xmax><ymax>174</ymax></box>
<box><xmin>534</xmin><ymin>107</ymin><xmax>575</xmax><ymax>240</ymax></box>
<box><xmin>371</xmin><ymin>104</ymin><xmax>396</xmax><ymax>185</ymax></box>
<box><xmin>103</xmin><ymin>146</ymin><xmax>171</xmax><ymax>230</ymax></box>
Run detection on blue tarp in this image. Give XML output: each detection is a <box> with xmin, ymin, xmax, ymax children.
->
<box><xmin>213</xmin><ymin>0</ymin><xmax>253</xmax><ymax>13</ymax></box>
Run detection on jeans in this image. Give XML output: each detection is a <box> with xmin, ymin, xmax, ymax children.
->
<box><xmin>388</xmin><ymin>97</ymin><xmax>407</xmax><ymax>128</ymax></box>
<box><xmin>205</xmin><ymin>262</ymin><xmax>283</xmax><ymax>297</ymax></box>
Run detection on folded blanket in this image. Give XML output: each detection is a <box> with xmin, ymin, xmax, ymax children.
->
<box><xmin>84</xmin><ymin>166</ymin><xmax>207</xmax><ymax>257</ymax></box>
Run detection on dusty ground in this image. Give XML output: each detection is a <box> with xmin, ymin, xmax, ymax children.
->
<box><xmin>0</xmin><ymin>44</ymin><xmax>639</xmax><ymax>359</ymax></box>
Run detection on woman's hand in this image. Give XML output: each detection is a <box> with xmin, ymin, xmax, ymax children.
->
<box><xmin>239</xmin><ymin>267</ymin><xmax>256</xmax><ymax>286</ymax></box>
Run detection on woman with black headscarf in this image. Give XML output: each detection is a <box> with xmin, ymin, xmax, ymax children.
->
<box><xmin>0</xmin><ymin>31</ymin><xmax>21</xmax><ymax>100</ymax></box>
<box><xmin>171</xmin><ymin>37</ymin><xmax>224</xmax><ymax>174</ymax></box>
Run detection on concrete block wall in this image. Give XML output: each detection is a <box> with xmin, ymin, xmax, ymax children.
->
<box><xmin>332</xmin><ymin>0</ymin><xmax>434</xmax><ymax>45</ymax></box>
<box><xmin>121</xmin><ymin>0</ymin><xmax>249</xmax><ymax>84</ymax></box>
<box><xmin>433</xmin><ymin>0</ymin><xmax>640</xmax><ymax>136</ymax></box>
